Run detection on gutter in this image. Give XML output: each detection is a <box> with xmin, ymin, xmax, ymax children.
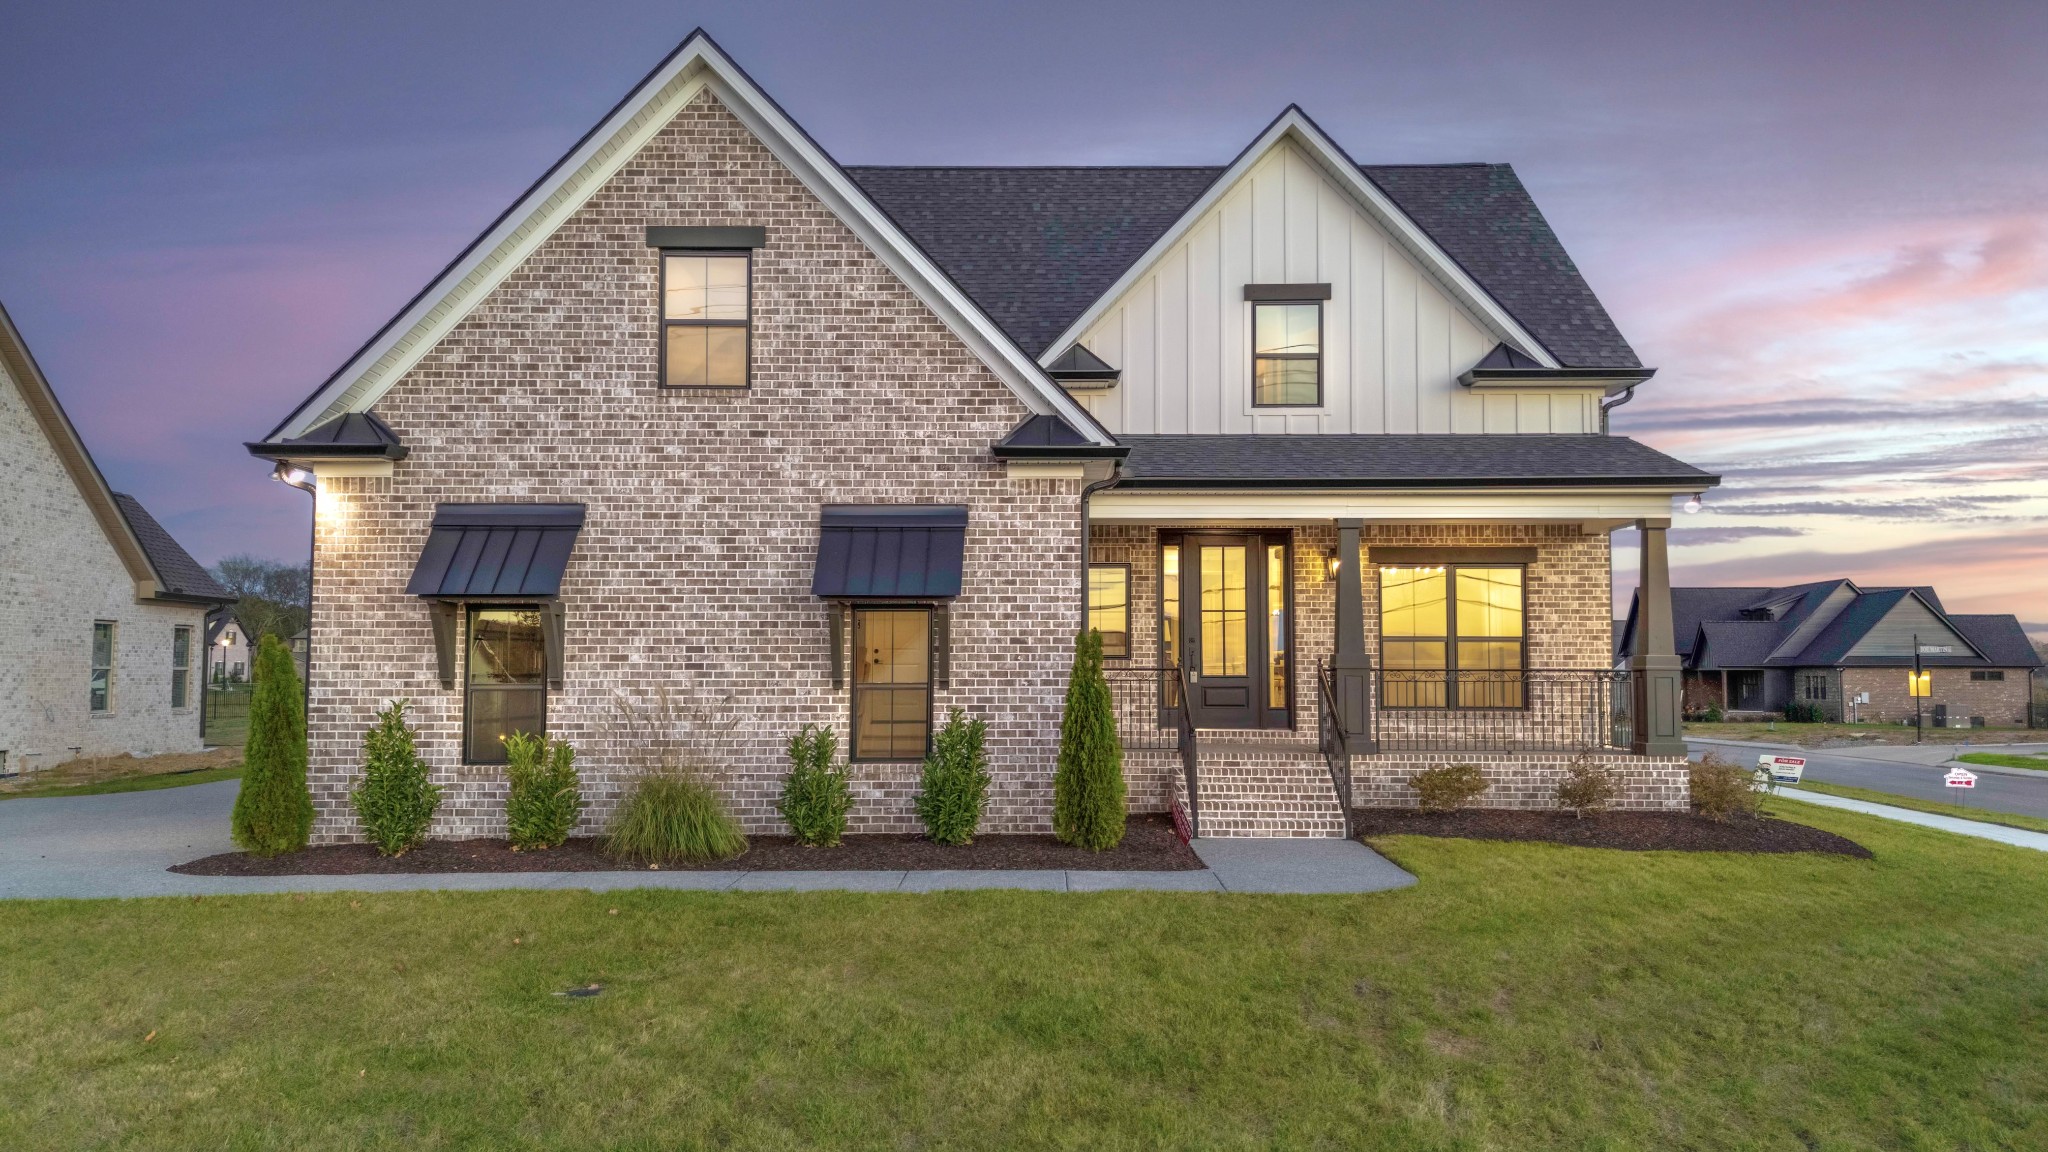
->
<box><xmin>1599</xmin><ymin>383</ymin><xmax>1640</xmax><ymax>434</ymax></box>
<box><xmin>1078</xmin><ymin>469</ymin><xmax>1122</xmax><ymax>633</ymax></box>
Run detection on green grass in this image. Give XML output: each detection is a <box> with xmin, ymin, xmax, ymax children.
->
<box><xmin>202</xmin><ymin>685</ymin><xmax>253</xmax><ymax>748</ymax></box>
<box><xmin>1789</xmin><ymin>779</ymin><xmax>2048</xmax><ymax>835</ymax></box>
<box><xmin>4</xmin><ymin>805</ymin><xmax>2046</xmax><ymax>1149</ymax></box>
<box><xmin>0</xmin><ymin>764</ymin><xmax>242</xmax><ymax>802</ymax></box>
<box><xmin>1959</xmin><ymin>752</ymin><xmax>2048</xmax><ymax>771</ymax></box>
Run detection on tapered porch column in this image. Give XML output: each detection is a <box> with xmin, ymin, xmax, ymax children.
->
<box><xmin>1631</xmin><ymin>518</ymin><xmax>1686</xmax><ymax>756</ymax></box>
<box><xmin>1331</xmin><ymin>518</ymin><xmax>1376</xmax><ymax>750</ymax></box>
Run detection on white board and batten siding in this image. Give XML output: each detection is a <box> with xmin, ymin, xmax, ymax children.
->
<box><xmin>1070</xmin><ymin>143</ymin><xmax>1603</xmax><ymax>437</ymax></box>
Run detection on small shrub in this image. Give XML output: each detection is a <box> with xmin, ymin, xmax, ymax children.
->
<box><xmin>1053</xmin><ymin>629</ymin><xmax>1127</xmax><ymax>850</ymax></box>
<box><xmin>917</xmin><ymin>709</ymin><xmax>991</xmax><ymax>845</ymax></box>
<box><xmin>605</xmin><ymin>772</ymin><xmax>747</xmax><ymax>865</ymax></box>
<box><xmin>504</xmin><ymin>732</ymin><xmax>582</xmax><ymax>850</ymax></box>
<box><xmin>231</xmin><ymin>635</ymin><xmax>313</xmax><ymax>856</ymax></box>
<box><xmin>1410</xmin><ymin>762</ymin><xmax>1489</xmax><ymax>813</ymax></box>
<box><xmin>1554</xmin><ymin>755</ymin><xmax>1620</xmax><ymax>819</ymax></box>
<box><xmin>1689</xmin><ymin>753</ymin><xmax>1763</xmax><ymax>822</ymax></box>
<box><xmin>351</xmin><ymin>700</ymin><xmax>442</xmax><ymax>857</ymax></box>
<box><xmin>780</xmin><ymin>724</ymin><xmax>853</xmax><ymax>847</ymax></box>
<box><xmin>1783</xmin><ymin>701</ymin><xmax>1824</xmax><ymax>724</ymax></box>
<box><xmin>1703</xmin><ymin>701</ymin><xmax>1724</xmax><ymax>723</ymax></box>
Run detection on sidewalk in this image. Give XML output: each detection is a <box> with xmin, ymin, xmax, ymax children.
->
<box><xmin>1776</xmin><ymin>788</ymin><xmax>2048</xmax><ymax>853</ymax></box>
<box><xmin>0</xmin><ymin>780</ymin><xmax>1417</xmax><ymax>900</ymax></box>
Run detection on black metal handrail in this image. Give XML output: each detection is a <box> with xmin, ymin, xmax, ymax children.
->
<box><xmin>1372</xmin><ymin>668</ymin><xmax>1635</xmax><ymax>752</ymax></box>
<box><xmin>1173</xmin><ymin>666</ymin><xmax>1200</xmax><ymax>838</ymax></box>
<box><xmin>1103</xmin><ymin>665</ymin><xmax>1200</xmax><ymax>837</ymax></box>
<box><xmin>1316</xmin><ymin>662</ymin><xmax>1353</xmax><ymax>837</ymax></box>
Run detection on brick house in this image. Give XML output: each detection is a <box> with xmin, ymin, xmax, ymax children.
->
<box><xmin>1617</xmin><ymin>581</ymin><xmax>2041</xmax><ymax>726</ymax></box>
<box><xmin>1</xmin><ymin>301</ymin><xmax>234</xmax><ymax>775</ymax></box>
<box><xmin>248</xmin><ymin>31</ymin><xmax>1714</xmax><ymax>843</ymax></box>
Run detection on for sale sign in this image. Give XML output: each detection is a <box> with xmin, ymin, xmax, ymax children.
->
<box><xmin>1757</xmin><ymin>754</ymin><xmax>1807</xmax><ymax>785</ymax></box>
<box><xmin>1945</xmin><ymin>767</ymin><xmax>1978</xmax><ymax>790</ymax></box>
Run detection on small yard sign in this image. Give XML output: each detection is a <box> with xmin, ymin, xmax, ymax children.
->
<box><xmin>1757</xmin><ymin>754</ymin><xmax>1806</xmax><ymax>785</ymax></box>
<box><xmin>1945</xmin><ymin>767</ymin><xmax>1978</xmax><ymax>789</ymax></box>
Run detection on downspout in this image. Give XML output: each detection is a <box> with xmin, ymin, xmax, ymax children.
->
<box><xmin>1599</xmin><ymin>383</ymin><xmax>1639</xmax><ymax>434</ymax></box>
<box><xmin>1078</xmin><ymin>468</ymin><xmax>1121</xmax><ymax>634</ymax></box>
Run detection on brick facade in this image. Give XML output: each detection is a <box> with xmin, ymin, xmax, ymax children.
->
<box><xmin>1841</xmin><ymin>666</ymin><xmax>2033</xmax><ymax>728</ymax></box>
<box><xmin>305</xmin><ymin>91</ymin><xmax>1084</xmax><ymax>842</ymax></box>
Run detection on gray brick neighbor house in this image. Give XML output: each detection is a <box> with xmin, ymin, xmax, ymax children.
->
<box><xmin>248</xmin><ymin>31</ymin><xmax>1715</xmax><ymax>843</ymax></box>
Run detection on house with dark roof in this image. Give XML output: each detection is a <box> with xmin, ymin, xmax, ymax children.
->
<box><xmin>247</xmin><ymin>31</ymin><xmax>1714</xmax><ymax>844</ymax></box>
<box><xmin>1617</xmin><ymin>582</ymin><xmax>2041</xmax><ymax>726</ymax></box>
<box><xmin>1</xmin><ymin>301</ymin><xmax>233</xmax><ymax>773</ymax></box>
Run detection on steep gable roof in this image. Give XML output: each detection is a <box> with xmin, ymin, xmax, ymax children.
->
<box><xmin>262</xmin><ymin>30</ymin><xmax>1110</xmax><ymax>447</ymax></box>
<box><xmin>2</xmin><ymin>299</ymin><xmax>222</xmax><ymax>605</ymax></box>
<box><xmin>1949</xmin><ymin>615</ymin><xmax>2044</xmax><ymax>668</ymax></box>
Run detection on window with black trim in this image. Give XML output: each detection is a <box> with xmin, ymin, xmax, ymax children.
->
<box><xmin>1088</xmin><ymin>564</ymin><xmax>1131</xmax><ymax>658</ymax></box>
<box><xmin>1252</xmin><ymin>301</ymin><xmax>1321</xmax><ymax>406</ymax></box>
<box><xmin>466</xmin><ymin>607</ymin><xmax>546</xmax><ymax>764</ymax></box>
<box><xmin>661</xmin><ymin>251</ymin><xmax>750</xmax><ymax>387</ymax></box>
<box><xmin>172</xmin><ymin>626</ymin><xmax>192</xmax><ymax>709</ymax></box>
<box><xmin>1801</xmin><ymin>673</ymin><xmax>1829</xmax><ymax>700</ymax></box>
<box><xmin>1379</xmin><ymin>565</ymin><xmax>1525</xmax><ymax>708</ymax></box>
<box><xmin>1972</xmin><ymin>669</ymin><xmax>2005</xmax><ymax>681</ymax></box>
<box><xmin>852</xmin><ymin>607</ymin><xmax>931</xmax><ymax>760</ymax></box>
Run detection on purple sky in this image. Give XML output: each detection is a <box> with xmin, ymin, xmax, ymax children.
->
<box><xmin>5</xmin><ymin>2</ymin><xmax>2045</xmax><ymax>632</ymax></box>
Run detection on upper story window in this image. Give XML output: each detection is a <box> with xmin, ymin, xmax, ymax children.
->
<box><xmin>661</xmin><ymin>252</ymin><xmax>751</xmax><ymax>388</ymax></box>
<box><xmin>1251</xmin><ymin>301</ymin><xmax>1321</xmax><ymax>407</ymax></box>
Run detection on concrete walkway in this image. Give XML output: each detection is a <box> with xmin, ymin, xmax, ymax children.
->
<box><xmin>1776</xmin><ymin>787</ymin><xmax>2048</xmax><ymax>853</ymax></box>
<box><xmin>0</xmin><ymin>779</ymin><xmax>1415</xmax><ymax>899</ymax></box>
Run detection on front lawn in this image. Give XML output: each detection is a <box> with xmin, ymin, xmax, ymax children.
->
<box><xmin>1791</xmin><ymin>779</ymin><xmax>2048</xmax><ymax>834</ymax></box>
<box><xmin>3</xmin><ymin>804</ymin><xmax>2044</xmax><ymax>1149</ymax></box>
<box><xmin>1958</xmin><ymin>751</ymin><xmax>2048</xmax><ymax>772</ymax></box>
<box><xmin>0</xmin><ymin>749</ymin><xmax>241</xmax><ymax>801</ymax></box>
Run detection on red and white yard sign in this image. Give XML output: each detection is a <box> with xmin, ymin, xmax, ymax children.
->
<box><xmin>1757</xmin><ymin>754</ymin><xmax>1807</xmax><ymax>785</ymax></box>
<box><xmin>1945</xmin><ymin>767</ymin><xmax>1978</xmax><ymax>790</ymax></box>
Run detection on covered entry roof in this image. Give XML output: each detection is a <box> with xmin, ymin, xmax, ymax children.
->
<box><xmin>812</xmin><ymin>505</ymin><xmax>968</xmax><ymax>599</ymax></box>
<box><xmin>1113</xmin><ymin>434</ymin><xmax>1717</xmax><ymax>489</ymax></box>
<box><xmin>405</xmin><ymin>504</ymin><xmax>585</xmax><ymax>598</ymax></box>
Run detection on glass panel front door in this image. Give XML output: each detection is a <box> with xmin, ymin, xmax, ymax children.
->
<box><xmin>1180</xmin><ymin>533</ymin><xmax>1289</xmax><ymax>729</ymax></box>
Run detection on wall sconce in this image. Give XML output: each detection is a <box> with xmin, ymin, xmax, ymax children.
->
<box><xmin>1327</xmin><ymin>553</ymin><xmax>1341</xmax><ymax>578</ymax></box>
<box><xmin>272</xmin><ymin>463</ymin><xmax>317</xmax><ymax>492</ymax></box>
<box><xmin>1683</xmin><ymin>494</ymin><xmax>1703</xmax><ymax>514</ymax></box>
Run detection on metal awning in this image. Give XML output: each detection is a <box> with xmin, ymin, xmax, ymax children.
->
<box><xmin>811</xmin><ymin>505</ymin><xmax>967</xmax><ymax>599</ymax></box>
<box><xmin>405</xmin><ymin>504</ymin><xmax>586</xmax><ymax>598</ymax></box>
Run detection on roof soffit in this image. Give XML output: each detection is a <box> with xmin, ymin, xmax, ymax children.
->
<box><xmin>1037</xmin><ymin>108</ymin><xmax>1562</xmax><ymax>373</ymax></box>
<box><xmin>267</xmin><ymin>31</ymin><xmax>1111</xmax><ymax>446</ymax></box>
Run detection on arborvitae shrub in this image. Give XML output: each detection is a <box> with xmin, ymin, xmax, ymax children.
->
<box><xmin>351</xmin><ymin>700</ymin><xmax>441</xmax><ymax>856</ymax></box>
<box><xmin>1053</xmin><ymin>629</ymin><xmax>1126</xmax><ymax>851</ymax></box>
<box><xmin>780</xmin><ymin>724</ymin><xmax>852</xmax><ymax>847</ymax></box>
<box><xmin>604</xmin><ymin>772</ymin><xmax>747</xmax><ymax>865</ymax></box>
<box><xmin>230</xmin><ymin>634</ymin><xmax>313</xmax><ymax>856</ymax></box>
<box><xmin>1409</xmin><ymin>762</ymin><xmax>1489</xmax><ymax>813</ymax></box>
<box><xmin>504</xmin><ymin>732</ymin><xmax>582</xmax><ymax>850</ymax></box>
<box><xmin>916</xmin><ymin>710</ymin><xmax>990</xmax><ymax>846</ymax></box>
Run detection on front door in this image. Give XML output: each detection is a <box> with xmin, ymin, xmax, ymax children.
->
<box><xmin>1179</xmin><ymin>533</ymin><xmax>1290</xmax><ymax>729</ymax></box>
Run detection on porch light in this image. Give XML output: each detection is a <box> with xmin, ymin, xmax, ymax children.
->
<box><xmin>1683</xmin><ymin>494</ymin><xmax>1703</xmax><ymax>514</ymax></box>
<box><xmin>1327</xmin><ymin>554</ymin><xmax>1340</xmax><ymax>577</ymax></box>
<box><xmin>273</xmin><ymin>463</ymin><xmax>317</xmax><ymax>493</ymax></box>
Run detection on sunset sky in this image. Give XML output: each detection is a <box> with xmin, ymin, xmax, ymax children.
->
<box><xmin>4</xmin><ymin>2</ymin><xmax>2043</xmax><ymax>633</ymax></box>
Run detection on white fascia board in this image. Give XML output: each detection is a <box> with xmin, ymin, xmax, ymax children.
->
<box><xmin>1037</xmin><ymin>108</ymin><xmax>1561</xmax><ymax>372</ymax></box>
<box><xmin>275</xmin><ymin>35</ymin><xmax>1108</xmax><ymax>445</ymax></box>
<box><xmin>1089</xmin><ymin>486</ymin><xmax>1683</xmax><ymax>523</ymax></box>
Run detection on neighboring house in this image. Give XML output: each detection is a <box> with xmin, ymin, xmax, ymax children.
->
<box><xmin>247</xmin><ymin>31</ymin><xmax>1715</xmax><ymax>843</ymax></box>
<box><xmin>203</xmin><ymin>608</ymin><xmax>254</xmax><ymax>684</ymax></box>
<box><xmin>0</xmin><ymin>301</ymin><xmax>234</xmax><ymax>774</ymax></box>
<box><xmin>1617</xmin><ymin>581</ymin><xmax>2041</xmax><ymax>726</ymax></box>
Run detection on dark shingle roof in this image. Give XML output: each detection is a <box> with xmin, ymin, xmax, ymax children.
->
<box><xmin>111</xmin><ymin>494</ymin><xmax>233</xmax><ymax>602</ymax></box>
<box><xmin>1696</xmin><ymin>620</ymin><xmax>1785</xmax><ymax>668</ymax></box>
<box><xmin>846</xmin><ymin>163</ymin><xmax>1638</xmax><ymax>368</ymax></box>
<box><xmin>1950</xmin><ymin>615</ymin><xmax>2044</xmax><ymax>668</ymax></box>
<box><xmin>1115</xmin><ymin>434</ymin><xmax>1715</xmax><ymax>488</ymax></box>
<box><xmin>1651</xmin><ymin>583</ymin><xmax>2039</xmax><ymax>670</ymax></box>
<box><xmin>1661</xmin><ymin>588</ymin><xmax>1776</xmax><ymax>658</ymax></box>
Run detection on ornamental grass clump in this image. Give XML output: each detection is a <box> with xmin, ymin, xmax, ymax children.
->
<box><xmin>230</xmin><ymin>634</ymin><xmax>313</xmax><ymax>856</ymax></box>
<box><xmin>1410</xmin><ymin>762</ymin><xmax>1489</xmax><ymax>813</ymax></box>
<box><xmin>351</xmin><ymin>700</ymin><xmax>442</xmax><ymax>857</ymax></box>
<box><xmin>504</xmin><ymin>732</ymin><xmax>582</xmax><ymax>850</ymax></box>
<box><xmin>1690</xmin><ymin>752</ymin><xmax>1764</xmax><ymax>823</ymax></box>
<box><xmin>604</xmin><ymin>771</ymin><xmax>747</xmax><ymax>865</ymax></box>
<box><xmin>917</xmin><ymin>710</ymin><xmax>990</xmax><ymax>846</ymax></box>
<box><xmin>1554</xmin><ymin>754</ymin><xmax>1621</xmax><ymax>819</ymax></box>
<box><xmin>779</xmin><ymin>724</ymin><xmax>853</xmax><ymax>847</ymax></box>
<box><xmin>1054</xmin><ymin>629</ymin><xmax>1126</xmax><ymax>851</ymax></box>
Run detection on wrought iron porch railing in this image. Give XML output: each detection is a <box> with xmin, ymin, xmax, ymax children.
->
<box><xmin>1103</xmin><ymin>665</ymin><xmax>1200</xmax><ymax>837</ymax></box>
<box><xmin>1372</xmin><ymin>669</ymin><xmax>1636</xmax><ymax>753</ymax></box>
<box><xmin>1315</xmin><ymin>663</ymin><xmax>1354</xmax><ymax>838</ymax></box>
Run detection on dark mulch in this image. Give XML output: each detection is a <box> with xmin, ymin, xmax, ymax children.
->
<box><xmin>170</xmin><ymin>814</ymin><xmax>1201</xmax><ymax>876</ymax></box>
<box><xmin>1351</xmin><ymin>807</ymin><xmax>1872</xmax><ymax>858</ymax></box>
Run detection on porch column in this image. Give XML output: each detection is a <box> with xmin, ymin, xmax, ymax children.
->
<box><xmin>1631</xmin><ymin>518</ymin><xmax>1686</xmax><ymax>756</ymax></box>
<box><xmin>1331</xmin><ymin>518</ymin><xmax>1376</xmax><ymax>750</ymax></box>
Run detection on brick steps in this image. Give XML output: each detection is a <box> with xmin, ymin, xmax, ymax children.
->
<box><xmin>1188</xmin><ymin>747</ymin><xmax>1348</xmax><ymax>838</ymax></box>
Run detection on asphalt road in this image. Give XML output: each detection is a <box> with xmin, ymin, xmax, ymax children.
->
<box><xmin>1689</xmin><ymin>739</ymin><xmax>2048</xmax><ymax>820</ymax></box>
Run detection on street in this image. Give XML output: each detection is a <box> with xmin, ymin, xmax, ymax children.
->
<box><xmin>1688</xmin><ymin>738</ymin><xmax>2048</xmax><ymax>820</ymax></box>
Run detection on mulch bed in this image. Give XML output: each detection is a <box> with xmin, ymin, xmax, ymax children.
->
<box><xmin>170</xmin><ymin>814</ymin><xmax>1202</xmax><ymax>876</ymax></box>
<box><xmin>1352</xmin><ymin>807</ymin><xmax>1871</xmax><ymax>858</ymax></box>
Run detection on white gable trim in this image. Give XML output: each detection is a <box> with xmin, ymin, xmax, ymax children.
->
<box><xmin>1037</xmin><ymin>107</ymin><xmax>1561</xmax><ymax>372</ymax></box>
<box><xmin>269</xmin><ymin>31</ymin><xmax>1110</xmax><ymax>445</ymax></box>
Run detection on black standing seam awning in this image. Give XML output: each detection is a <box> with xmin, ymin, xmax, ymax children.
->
<box><xmin>812</xmin><ymin>505</ymin><xmax>968</xmax><ymax>599</ymax></box>
<box><xmin>406</xmin><ymin>504</ymin><xmax>587</xmax><ymax>598</ymax></box>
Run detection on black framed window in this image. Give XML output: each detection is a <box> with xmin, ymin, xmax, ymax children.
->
<box><xmin>90</xmin><ymin>621</ymin><xmax>115</xmax><ymax>713</ymax></box>
<box><xmin>171</xmin><ymin>626</ymin><xmax>192</xmax><ymax>709</ymax></box>
<box><xmin>852</xmin><ymin>607</ymin><xmax>932</xmax><ymax>761</ymax></box>
<box><xmin>1252</xmin><ymin>301</ymin><xmax>1321</xmax><ymax>406</ymax></box>
<box><xmin>1972</xmin><ymin>670</ymin><xmax>2005</xmax><ymax>681</ymax></box>
<box><xmin>660</xmin><ymin>251</ymin><xmax>750</xmax><ymax>388</ymax></box>
<box><xmin>1380</xmin><ymin>565</ymin><xmax>1525</xmax><ymax>708</ymax></box>
<box><xmin>1801</xmin><ymin>674</ymin><xmax>1829</xmax><ymax>700</ymax></box>
<box><xmin>1088</xmin><ymin>564</ymin><xmax>1131</xmax><ymax>658</ymax></box>
<box><xmin>465</xmin><ymin>606</ymin><xmax>546</xmax><ymax>764</ymax></box>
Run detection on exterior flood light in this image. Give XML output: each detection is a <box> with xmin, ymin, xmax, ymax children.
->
<box><xmin>1683</xmin><ymin>494</ymin><xmax>1703</xmax><ymax>514</ymax></box>
<box><xmin>273</xmin><ymin>463</ymin><xmax>317</xmax><ymax>492</ymax></box>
